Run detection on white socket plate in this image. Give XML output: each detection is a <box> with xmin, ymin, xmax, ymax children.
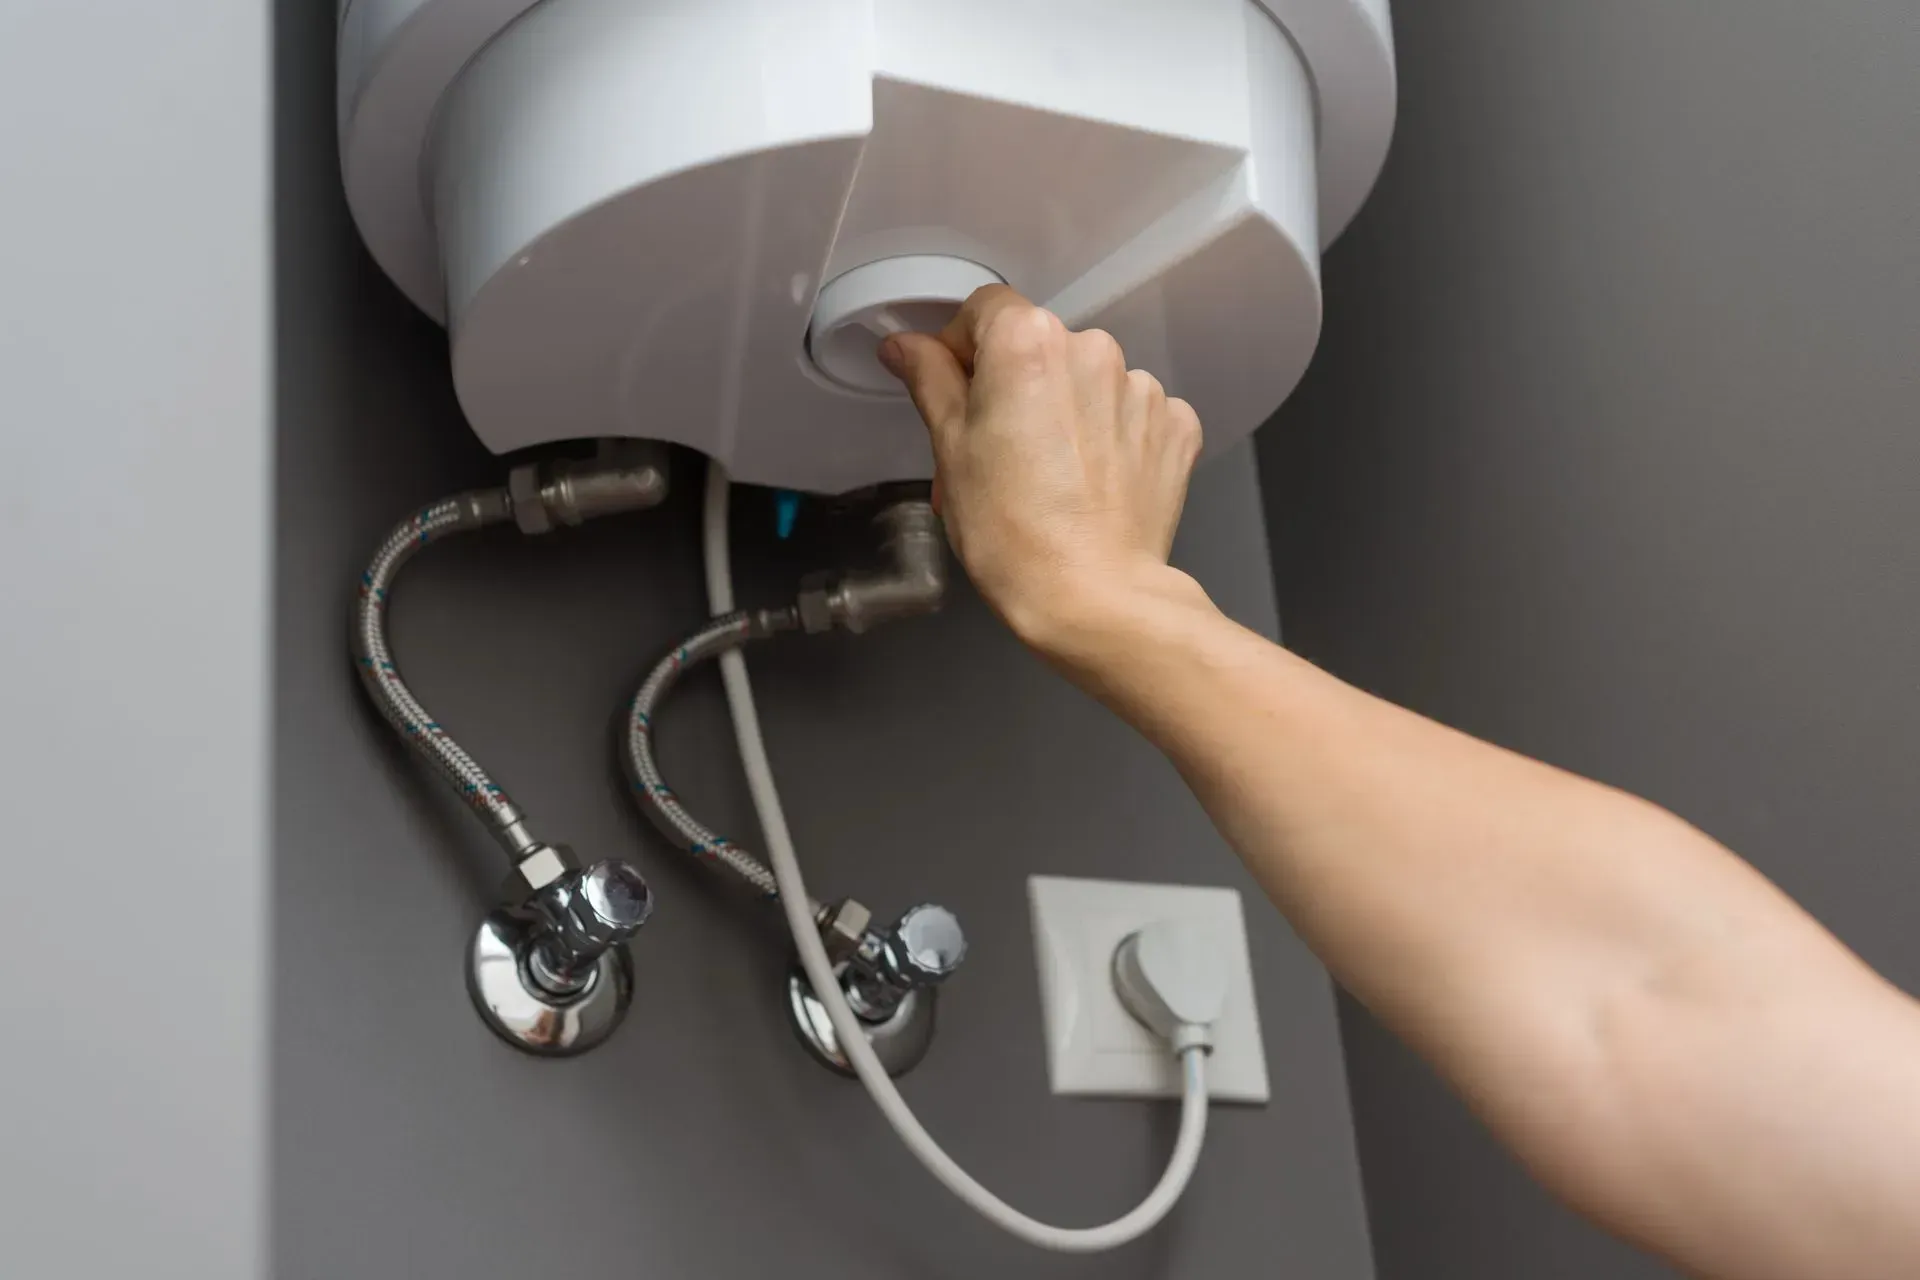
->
<box><xmin>1028</xmin><ymin>875</ymin><xmax>1271</xmax><ymax>1103</ymax></box>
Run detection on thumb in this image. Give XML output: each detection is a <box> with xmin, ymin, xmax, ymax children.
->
<box><xmin>880</xmin><ymin>333</ymin><xmax>969</xmax><ymax>444</ymax></box>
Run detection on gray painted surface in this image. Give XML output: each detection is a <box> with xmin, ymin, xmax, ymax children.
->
<box><xmin>1259</xmin><ymin>2</ymin><xmax>1920</xmax><ymax>1277</ymax></box>
<box><xmin>272</xmin><ymin>6</ymin><xmax>1372</xmax><ymax>1277</ymax></box>
<box><xmin>0</xmin><ymin>4</ymin><xmax>270</xmax><ymax>1278</ymax></box>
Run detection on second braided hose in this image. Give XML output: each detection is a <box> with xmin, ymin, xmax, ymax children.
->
<box><xmin>623</xmin><ymin>608</ymin><xmax>809</xmax><ymax>904</ymax></box>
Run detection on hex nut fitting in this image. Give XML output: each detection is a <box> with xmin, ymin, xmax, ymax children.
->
<box><xmin>500</xmin><ymin>842</ymin><xmax>582</xmax><ymax>905</ymax></box>
<box><xmin>508</xmin><ymin>463</ymin><xmax>553</xmax><ymax>536</ymax></box>
<box><xmin>507</xmin><ymin>446</ymin><xmax>669</xmax><ymax>537</ymax></box>
<box><xmin>816</xmin><ymin>897</ymin><xmax>874</xmax><ymax>964</ymax></box>
<box><xmin>798</xmin><ymin>573</ymin><xmax>840</xmax><ymax>635</ymax></box>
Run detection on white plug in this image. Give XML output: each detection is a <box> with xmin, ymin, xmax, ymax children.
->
<box><xmin>1112</xmin><ymin>918</ymin><xmax>1232</xmax><ymax>1056</ymax></box>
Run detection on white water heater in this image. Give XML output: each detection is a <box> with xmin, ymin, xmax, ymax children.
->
<box><xmin>338</xmin><ymin>0</ymin><xmax>1396</xmax><ymax>493</ymax></box>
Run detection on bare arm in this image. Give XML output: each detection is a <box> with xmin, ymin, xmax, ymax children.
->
<box><xmin>881</xmin><ymin>287</ymin><xmax>1920</xmax><ymax>1280</ymax></box>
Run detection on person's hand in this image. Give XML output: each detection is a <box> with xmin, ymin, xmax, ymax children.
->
<box><xmin>877</xmin><ymin>285</ymin><xmax>1207</xmax><ymax>652</ymax></box>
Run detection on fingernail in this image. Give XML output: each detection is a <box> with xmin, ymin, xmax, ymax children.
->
<box><xmin>877</xmin><ymin>335</ymin><xmax>905</xmax><ymax>376</ymax></box>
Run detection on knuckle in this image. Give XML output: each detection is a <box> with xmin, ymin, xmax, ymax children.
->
<box><xmin>1168</xmin><ymin>398</ymin><xmax>1204</xmax><ymax>453</ymax></box>
<box><xmin>982</xmin><ymin>305</ymin><xmax>1064</xmax><ymax>360</ymax></box>
<box><xmin>1075</xmin><ymin>327</ymin><xmax>1127</xmax><ymax>371</ymax></box>
<box><xmin>1126</xmin><ymin>368</ymin><xmax>1166</xmax><ymax>402</ymax></box>
<box><xmin>965</xmin><ymin>282</ymin><xmax>1013</xmax><ymax>308</ymax></box>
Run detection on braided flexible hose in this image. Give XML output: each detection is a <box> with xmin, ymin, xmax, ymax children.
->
<box><xmin>352</xmin><ymin>490</ymin><xmax>538</xmax><ymax>859</ymax></box>
<box><xmin>624</xmin><ymin>609</ymin><xmax>815</xmax><ymax>905</ymax></box>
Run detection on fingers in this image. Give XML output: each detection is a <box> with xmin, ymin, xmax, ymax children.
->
<box><xmin>1165</xmin><ymin>396</ymin><xmax>1204</xmax><ymax>463</ymax></box>
<box><xmin>883</xmin><ymin>288</ymin><xmax>1202</xmax><ymax>486</ymax></box>
<box><xmin>937</xmin><ymin>284</ymin><xmax>1042</xmax><ymax>372</ymax></box>
<box><xmin>880</xmin><ymin>332</ymin><xmax>969</xmax><ymax>442</ymax></box>
<box><xmin>1126</xmin><ymin>368</ymin><xmax>1166</xmax><ymax>402</ymax></box>
<box><xmin>1071</xmin><ymin>328</ymin><xmax>1130</xmax><ymax>419</ymax></box>
<box><xmin>1122</xmin><ymin>367</ymin><xmax>1168</xmax><ymax>425</ymax></box>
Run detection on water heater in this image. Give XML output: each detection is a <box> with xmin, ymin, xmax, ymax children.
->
<box><xmin>339</xmin><ymin>0</ymin><xmax>1403</xmax><ymax>1249</ymax></box>
<box><xmin>338</xmin><ymin>0</ymin><xmax>1396</xmax><ymax>493</ymax></box>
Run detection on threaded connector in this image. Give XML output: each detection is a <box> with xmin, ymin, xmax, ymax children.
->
<box><xmin>798</xmin><ymin>499</ymin><xmax>947</xmax><ymax>634</ymax></box>
<box><xmin>508</xmin><ymin>442</ymin><xmax>670</xmax><ymax>535</ymax></box>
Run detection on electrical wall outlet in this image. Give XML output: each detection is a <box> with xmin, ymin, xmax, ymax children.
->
<box><xmin>1028</xmin><ymin>876</ymin><xmax>1270</xmax><ymax>1103</ymax></box>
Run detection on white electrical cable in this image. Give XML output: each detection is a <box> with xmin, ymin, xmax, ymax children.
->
<box><xmin>702</xmin><ymin>461</ymin><xmax>1211</xmax><ymax>1253</ymax></box>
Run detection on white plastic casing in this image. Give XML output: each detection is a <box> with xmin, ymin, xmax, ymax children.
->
<box><xmin>338</xmin><ymin>0</ymin><xmax>1396</xmax><ymax>493</ymax></box>
<box><xmin>807</xmin><ymin>255</ymin><xmax>1005</xmax><ymax>395</ymax></box>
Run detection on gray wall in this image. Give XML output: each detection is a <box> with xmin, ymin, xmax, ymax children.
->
<box><xmin>272</xmin><ymin>4</ymin><xmax>1371</xmax><ymax>1277</ymax></box>
<box><xmin>1259</xmin><ymin>2</ymin><xmax>1920</xmax><ymax>1277</ymax></box>
<box><xmin>0</xmin><ymin>4</ymin><xmax>270</xmax><ymax>1278</ymax></box>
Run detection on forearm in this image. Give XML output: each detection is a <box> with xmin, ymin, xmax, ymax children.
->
<box><xmin>1028</xmin><ymin>567</ymin><xmax>1920</xmax><ymax>1277</ymax></box>
<box><xmin>887</xmin><ymin>284</ymin><xmax>1919</xmax><ymax>1277</ymax></box>
<box><xmin>1028</xmin><ymin>566</ymin><xmax>1781</xmax><ymax>1019</ymax></box>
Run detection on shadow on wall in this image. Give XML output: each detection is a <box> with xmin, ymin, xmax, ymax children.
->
<box><xmin>1259</xmin><ymin>2</ymin><xmax>1920</xmax><ymax>1278</ymax></box>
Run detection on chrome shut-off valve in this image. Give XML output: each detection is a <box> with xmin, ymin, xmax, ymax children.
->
<box><xmin>469</xmin><ymin>845</ymin><xmax>654</xmax><ymax>1057</ymax></box>
<box><xmin>845</xmin><ymin>903</ymin><xmax>967</xmax><ymax>1020</ymax></box>
<box><xmin>789</xmin><ymin>901</ymin><xmax>967</xmax><ymax>1078</ymax></box>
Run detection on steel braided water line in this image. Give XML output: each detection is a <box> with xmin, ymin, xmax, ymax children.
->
<box><xmin>623</xmin><ymin>608</ymin><xmax>818</xmax><ymax>908</ymax></box>
<box><xmin>351</xmin><ymin>488</ymin><xmax>541</xmax><ymax>859</ymax></box>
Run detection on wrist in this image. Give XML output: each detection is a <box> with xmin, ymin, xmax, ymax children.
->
<box><xmin>1007</xmin><ymin>562</ymin><xmax>1219</xmax><ymax>672</ymax></box>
